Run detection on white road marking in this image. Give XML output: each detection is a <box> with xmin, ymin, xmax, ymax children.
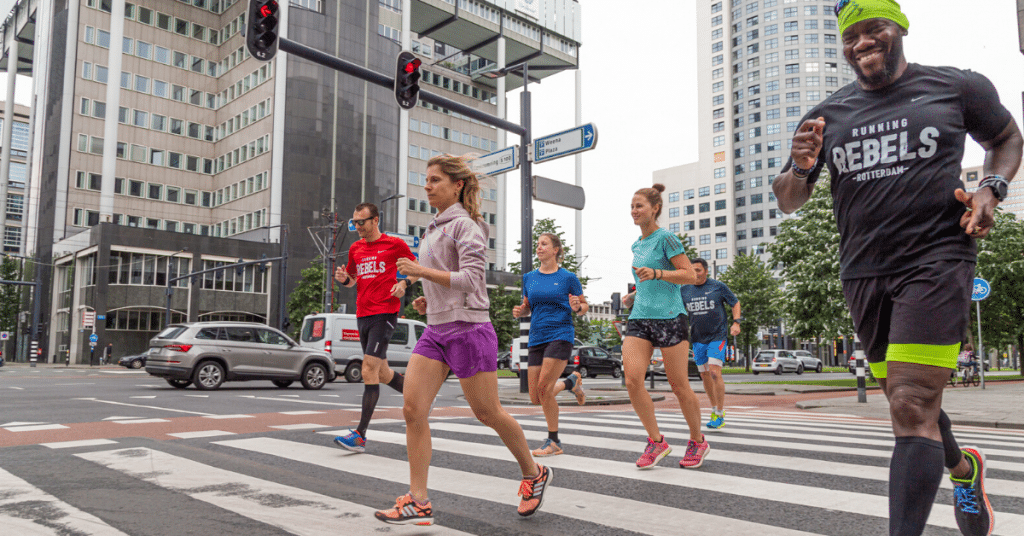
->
<box><xmin>168</xmin><ymin>430</ymin><xmax>236</xmax><ymax>439</ymax></box>
<box><xmin>74</xmin><ymin>397</ymin><xmax>215</xmax><ymax>416</ymax></box>
<box><xmin>202</xmin><ymin>414</ymin><xmax>254</xmax><ymax>420</ymax></box>
<box><xmin>42</xmin><ymin>439</ymin><xmax>119</xmax><ymax>449</ymax></box>
<box><xmin>223</xmin><ymin>437</ymin><xmax>828</xmax><ymax>536</ymax></box>
<box><xmin>0</xmin><ymin>466</ymin><xmax>128</xmax><ymax>535</ymax></box>
<box><xmin>4</xmin><ymin>424</ymin><xmax>69</xmax><ymax>432</ymax></box>
<box><xmin>77</xmin><ymin>448</ymin><xmax>473</xmax><ymax>535</ymax></box>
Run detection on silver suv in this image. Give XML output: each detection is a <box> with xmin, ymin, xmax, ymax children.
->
<box><xmin>145</xmin><ymin>322</ymin><xmax>335</xmax><ymax>390</ymax></box>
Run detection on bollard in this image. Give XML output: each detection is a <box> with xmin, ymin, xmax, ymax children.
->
<box><xmin>854</xmin><ymin>334</ymin><xmax>867</xmax><ymax>403</ymax></box>
<box><xmin>518</xmin><ymin>317</ymin><xmax>530</xmax><ymax>394</ymax></box>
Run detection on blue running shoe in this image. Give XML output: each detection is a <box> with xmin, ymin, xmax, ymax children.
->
<box><xmin>951</xmin><ymin>447</ymin><xmax>993</xmax><ymax>536</ymax></box>
<box><xmin>707</xmin><ymin>414</ymin><xmax>725</xmax><ymax>429</ymax></box>
<box><xmin>334</xmin><ymin>429</ymin><xmax>366</xmax><ymax>453</ymax></box>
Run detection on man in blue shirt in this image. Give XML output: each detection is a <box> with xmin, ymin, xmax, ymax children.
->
<box><xmin>680</xmin><ymin>258</ymin><xmax>740</xmax><ymax>429</ymax></box>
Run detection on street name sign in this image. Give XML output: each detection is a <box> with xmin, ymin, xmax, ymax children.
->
<box><xmin>532</xmin><ymin>123</ymin><xmax>597</xmax><ymax>163</ymax></box>
<box><xmin>971</xmin><ymin>278</ymin><xmax>990</xmax><ymax>301</ymax></box>
<box><xmin>532</xmin><ymin>175</ymin><xmax>586</xmax><ymax>210</ymax></box>
<box><xmin>83</xmin><ymin>312</ymin><xmax>96</xmax><ymax>329</ymax></box>
<box><xmin>472</xmin><ymin>145</ymin><xmax>519</xmax><ymax>176</ymax></box>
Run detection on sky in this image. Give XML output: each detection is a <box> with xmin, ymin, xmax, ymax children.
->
<box><xmin>0</xmin><ymin>0</ymin><xmax>1021</xmax><ymax>306</ymax></box>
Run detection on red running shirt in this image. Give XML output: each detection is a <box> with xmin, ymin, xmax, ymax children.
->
<box><xmin>346</xmin><ymin>234</ymin><xmax>416</xmax><ymax>317</ymax></box>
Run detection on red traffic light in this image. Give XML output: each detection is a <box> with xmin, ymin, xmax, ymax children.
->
<box><xmin>404</xmin><ymin>59</ymin><xmax>421</xmax><ymax>73</ymax></box>
<box><xmin>259</xmin><ymin>1</ymin><xmax>276</xmax><ymax>17</ymax></box>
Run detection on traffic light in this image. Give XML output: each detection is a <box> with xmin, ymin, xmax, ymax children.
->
<box><xmin>246</xmin><ymin>0</ymin><xmax>279</xmax><ymax>61</ymax></box>
<box><xmin>236</xmin><ymin>259</ymin><xmax>245</xmax><ymax>276</ymax></box>
<box><xmin>610</xmin><ymin>292</ymin><xmax>621</xmax><ymax>313</ymax></box>
<box><xmin>627</xmin><ymin>283</ymin><xmax>636</xmax><ymax>295</ymax></box>
<box><xmin>394</xmin><ymin>51</ymin><xmax>422</xmax><ymax>110</ymax></box>
<box><xmin>257</xmin><ymin>254</ymin><xmax>268</xmax><ymax>273</ymax></box>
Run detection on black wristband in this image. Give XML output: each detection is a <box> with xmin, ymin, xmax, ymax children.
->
<box><xmin>791</xmin><ymin>160</ymin><xmax>814</xmax><ymax>179</ymax></box>
<box><xmin>341</xmin><ymin>276</ymin><xmax>351</xmax><ymax>285</ymax></box>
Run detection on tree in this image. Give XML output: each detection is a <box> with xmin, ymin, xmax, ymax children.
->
<box><xmin>285</xmin><ymin>258</ymin><xmax>326</xmax><ymax>338</ymax></box>
<box><xmin>675</xmin><ymin>232</ymin><xmax>700</xmax><ymax>260</ymax></box>
<box><xmin>588</xmin><ymin>318</ymin><xmax>623</xmax><ymax>347</ymax></box>
<box><xmin>0</xmin><ymin>255</ymin><xmax>20</xmax><ymax>360</ymax></box>
<box><xmin>767</xmin><ymin>176</ymin><xmax>854</xmax><ymax>364</ymax></box>
<box><xmin>718</xmin><ymin>252</ymin><xmax>783</xmax><ymax>370</ymax></box>
<box><xmin>489</xmin><ymin>285</ymin><xmax>522</xmax><ymax>352</ymax></box>
<box><xmin>973</xmin><ymin>210</ymin><xmax>1024</xmax><ymax>363</ymax></box>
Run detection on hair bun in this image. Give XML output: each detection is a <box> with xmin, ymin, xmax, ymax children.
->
<box><xmin>652</xmin><ymin>183</ymin><xmax>666</xmax><ymax>193</ymax></box>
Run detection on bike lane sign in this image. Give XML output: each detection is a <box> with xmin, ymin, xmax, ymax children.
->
<box><xmin>971</xmin><ymin>278</ymin><xmax>990</xmax><ymax>301</ymax></box>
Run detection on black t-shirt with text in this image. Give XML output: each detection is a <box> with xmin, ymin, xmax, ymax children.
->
<box><xmin>785</xmin><ymin>63</ymin><xmax>1013</xmax><ymax>280</ymax></box>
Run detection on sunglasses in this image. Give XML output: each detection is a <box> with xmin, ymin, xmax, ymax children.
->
<box><xmin>834</xmin><ymin>0</ymin><xmax>851</xmax><ymax>17</ymax></box>
<box><xmin>350</xmin><ymin>217</ymin><xmax>376</xmax><ymax>227</ymax></box>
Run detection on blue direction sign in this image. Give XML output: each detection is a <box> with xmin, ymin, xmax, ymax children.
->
<box><xmin>473</xmin><ymin>145</ymin><xmax>519</xmax><ymax>176</ymax></box>
<box><xmin>971</xmin><ymin>278</ymin><xmax>990</xmax><ymax>301</ymax></box>
<box><xmin>533</xmin><ymin>123</ymin><xmax>598</xmax><ymax>164</ymax></box>
<box><xmin>89</xmin><ymin>333</ymin><xmax>99</xmax><ymax>343</ymax></box>
<box><xmin>391</xmin><ymin>233</ymin><xmax>421</xmax><ymax>280</ymax></box>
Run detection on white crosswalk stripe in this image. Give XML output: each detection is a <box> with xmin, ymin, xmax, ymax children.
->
<box><xmin>3</xmin><ymin>409</ymin><xmax>1021</xmax><ymax>535</ymax></box>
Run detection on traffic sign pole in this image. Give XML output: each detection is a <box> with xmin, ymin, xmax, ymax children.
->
<box><xmin>971</xmin><ymin>277</ymin><xmax>990</xmax><ymax>389</ymax></box>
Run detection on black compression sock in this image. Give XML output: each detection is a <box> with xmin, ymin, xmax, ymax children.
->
<box><xmin>889</xmin><ymin>436</ymin><xmax>944</xmax><ymax>536</ymax></box>
<box><xmin>356</xmin><ymin>384</ymin><xmax>381</xmax><ymax>438</ymax></box>
<box><xmin>548</xmin><ymin>430</ymin><xmax>559</xmax><ymax>443</ymax></box>
<box><xmin>938</xmin><ymin>410</ymin><xmax>962</xmax><ymax>469</ymax></box>
<box><xmin>387</xmin><ymin>372</ymin><xmax>405</xmax><ymax>394</ymax></box>
<box><xmin>563</xmin><ymin>375</ymin><xmax>575</xmax><ymax>391</ymax></box>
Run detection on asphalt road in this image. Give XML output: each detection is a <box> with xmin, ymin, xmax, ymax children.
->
<box><xmin>2</xmin><ymin>366</ymin><xmax>1022</xmax><ymax>535</ymax></box>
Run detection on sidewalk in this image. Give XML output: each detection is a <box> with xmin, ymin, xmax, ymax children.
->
<box><xmin>798</xmin><ymin>379</ymin><xmax>1024</xmax><ymax>430</ymax></box>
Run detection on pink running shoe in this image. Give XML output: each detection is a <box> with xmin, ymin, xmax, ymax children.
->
<box><xmin>636</xmin><ymin>437</ymin><xmax>672</xmax><ymax>469</ymax></box>
<box><xmin>680</xmin><ymin>435</ymin><xmax>710</xmax><ymax>468</ymax></box>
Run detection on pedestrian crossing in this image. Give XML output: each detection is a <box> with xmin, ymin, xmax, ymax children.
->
<box><xmin>2</xmin><ymin>408</ymin><xmax>1022</xmax><ymax>535</ymax></box>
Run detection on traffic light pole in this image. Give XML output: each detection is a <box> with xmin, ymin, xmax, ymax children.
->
<box><xmin>276</xmin><ymin>38</ymin><xmax>527</xmax><ymax>137</ymax></box>
<box><xmin>274</xmin><ymin>35</ymin><xmax>537</xmax><ymax>392</ymax></box>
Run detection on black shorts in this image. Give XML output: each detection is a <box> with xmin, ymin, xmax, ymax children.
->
<box><xmin>357</xmin><ymin>313</ymin><xmax>398</xmax><ymax>358</ymax></box>
<box><xmin>527</xmin><ymin>340</ymin><xmax>573</xmax><ymax>367</ymax></box>
<box><xmin>843</xmin><ymin>260</ymin><xmax>973</xmax><ymax>364</ymax></box>
<box><xmin>624</xmin><ymin>314</ymin><xmax>689</xmax><ymax>348</ymax></box>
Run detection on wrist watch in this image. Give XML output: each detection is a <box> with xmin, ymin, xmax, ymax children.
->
<box><xmin>979</xmin><ymin>175</ymin><xmax>1008</xmax><ymax>202</ymax></box>
<box><xmin>732</xmin><ymin>317</ymin><xmax>743</xmax><ymax>324</ymax></box>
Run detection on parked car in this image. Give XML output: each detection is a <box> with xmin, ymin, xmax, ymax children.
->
<box><xmin>145</xmin><ymin>322</ymin><xmax>335</xmax><ymax>390</ymax></box>
<box><xmin>569</xmin><ymin>346</ymin><xmax>622</xmax><ymax>378</ymax></box>
<box><xmin>299</xmin><ymin>313</ymin><xmax>427</xmax><ymax>383</ymax></box>
<box><xmin>752</xmin><ymin>349</ymin><xmax>803</xmax><ymax>375</ymax></box>
<box><xmin>497</xmin><ymin>351</ymin><xmax>512</xmax><ymax>371</ymax></box>
<box><xmin>647</xmin><ymin>349</ymin><xmax>701</xmax><ymax>380</ymax></box>
<box><xmin>118</xmin><ymin>353</ymin><xmax>147</xmax><ymax>369</ymax></box>
<box><xmin>791</xmin><ymin>350</ymin><xmax>824</xmax><ymax>373</ymax></box>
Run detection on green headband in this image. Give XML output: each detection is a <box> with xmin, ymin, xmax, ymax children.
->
<box><xmin>836</xmin><ymin>0</ymin><xmax>910</xmax><ymax>35</ymax></box>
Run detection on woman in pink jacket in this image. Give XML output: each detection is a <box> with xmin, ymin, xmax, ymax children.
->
<box><xmin>375</xmin><ymin>154</ymin><xmax>552</xmax><ymax>526</ymax></box>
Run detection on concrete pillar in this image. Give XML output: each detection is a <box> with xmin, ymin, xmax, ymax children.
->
<box><xmin>99</xmin><ymin>0</ymin><xmax>127</xmax><ymax>218</ymax></box>
<box><xmin>495</xmin><ymin>35</ymin><xmax>507</xmax><ymax>269</ymax></box>
<box><xmin>0</xmin><ymin>36</ymin><xmax>17</xmax><ymax>227</ymax></box>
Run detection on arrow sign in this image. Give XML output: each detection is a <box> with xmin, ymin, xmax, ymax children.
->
<box><xmin>971</xmin><ymin>278</ymin><xmax>990</xmax><ymax>301</ymax></box>
<box><xmin>472</xmin><ymin>145</ymin><xmax>519</xmax><ymax>176</ymax></box>
<box><xmin>532</xmin><ymin>123</ymin><xmax>598</xmax><ymax>164</ymax></box>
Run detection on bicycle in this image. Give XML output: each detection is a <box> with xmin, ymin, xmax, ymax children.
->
<box><xmin>959</xmin><ymin>364</ymin><xmax>980</xmax><ymax>387</ymax></box>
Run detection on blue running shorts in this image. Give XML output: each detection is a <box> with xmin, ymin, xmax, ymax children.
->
<box><xmin>692</xmin><ymin>340</ymin><xmax>727</xmax><ymax>371</ymax></box>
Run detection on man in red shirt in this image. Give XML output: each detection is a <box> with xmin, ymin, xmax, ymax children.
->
<box><xmin>333</xmin><ymin>202</ymin><xmax>416</xmax><ymax>453</ymax></box>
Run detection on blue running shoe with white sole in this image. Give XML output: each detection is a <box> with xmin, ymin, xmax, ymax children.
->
<box><xmin>334</xmin><ymin>429</ymin><xmax>366</xmax><ymax>453</ymax></box>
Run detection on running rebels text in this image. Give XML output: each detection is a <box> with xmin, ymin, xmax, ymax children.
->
<box><xmin>831</xmin><ymin>118</ymin><xmax>938</xmax><ymax>182</ymax></box>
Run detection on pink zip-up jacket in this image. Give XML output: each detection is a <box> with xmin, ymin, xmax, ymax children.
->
<box><xmin>419</xmin><ymin>202</ymin><xmax>491</xmax><ymax>325</ymax></box>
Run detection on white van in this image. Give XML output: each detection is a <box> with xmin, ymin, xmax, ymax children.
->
<box><xmin>299</xmin><ymin>313</ymin><xmax>427</xmax><ymax>383</ymax></box>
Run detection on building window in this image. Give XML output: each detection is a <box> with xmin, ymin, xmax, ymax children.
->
<box><xmin>668</xmin><ymin>192</ymin><xmax>680</xmax><ymax>202</ymax></box>
<box><xmin>699</xmin><ymin>186</ymin><xmax>710</xmax><ymax>197</ymax></box>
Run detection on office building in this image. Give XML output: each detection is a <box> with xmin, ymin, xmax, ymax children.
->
<box><xmin>657</xmin><ymin>0</ymin><xmax>852</xmax><ymax>274</ymax></box>
<box><xmin>0</xmin><ymin>102</ymin><xmax>31</xmax><ymax>255</ymax></box>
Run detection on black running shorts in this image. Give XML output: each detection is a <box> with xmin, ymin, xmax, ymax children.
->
<box><xmin>527</xmin><ymin>340</ymin><xmax>573</xmax><ymax>367</ymax></box>
<box><xmin>357</xmin><ymin>313</ymin><xmax>398</xmax><ymax>358</ymax></box>
<box><xmin>624</xmin><ymin>314</ymin><xmax>689</xmax><ymax>348</ymax></box>
<box><xmin>842</xmin><ymin>260</ymin><xmax>973</xmax><ymax>364</ymax></box>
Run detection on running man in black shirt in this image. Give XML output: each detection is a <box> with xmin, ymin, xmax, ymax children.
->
<box><xmin>773</xmin><ymin>2</ymin><xmax>1022</xmax><ymax>536</ymax></box>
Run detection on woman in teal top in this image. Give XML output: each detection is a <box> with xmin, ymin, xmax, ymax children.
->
<box><xmin>622</xmin><ymin>183</ymin><xmax>709</xmax><ymax>470</ymax></box>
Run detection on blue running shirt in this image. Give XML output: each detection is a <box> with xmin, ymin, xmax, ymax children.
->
<box><xmin>523</xmin><ymin>268</ymin><xmax>584</xmax><ymax>346</ymax></box>
<box><xmin>628</xmin><ymin>228</ymin><xmax>687</xmax><ymax>320</ymax></box>
<box><xmin>681</xmin><ymin>278</ymin><xmax>739</xmax><ymax>344</ymax></box>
